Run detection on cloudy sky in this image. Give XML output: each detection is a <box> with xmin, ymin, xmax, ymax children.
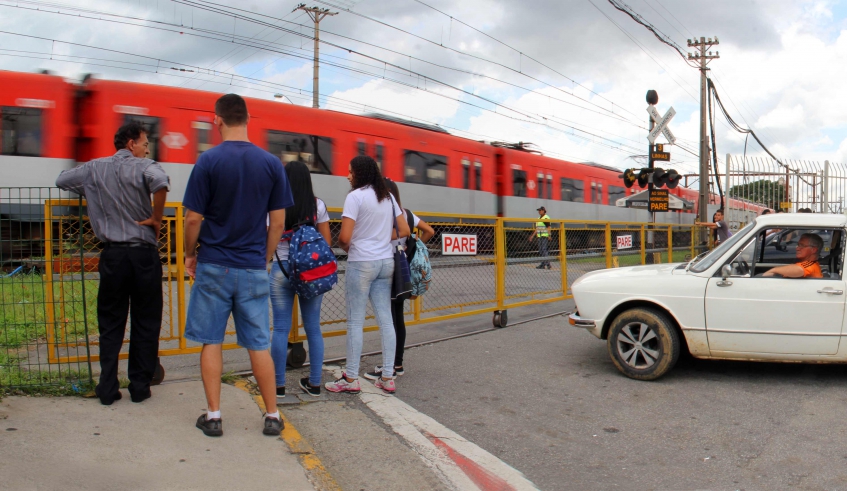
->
<box><xmin>0</xmin><ymin>0</ymin><xmax>841</xmax><ymax>177</ymax></box>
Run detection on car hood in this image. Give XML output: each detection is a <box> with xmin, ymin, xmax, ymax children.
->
<box><xmin>574</xmin><ymin>263</ymin><xmax>682</xmax><ymax>287</ymax></box>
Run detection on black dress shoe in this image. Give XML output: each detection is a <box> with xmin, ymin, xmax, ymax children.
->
<box><xmin>94</xmin><ymin>386</ymin><xmax>122</xmax><ymax>405</ymax></box>
<box><xmin>151</xmin><ymin>363</ymin><xmax>165</xmax><ymax>386</ymax></box>
<box><xmin>130</xmin><ymin>390</ymin><xmax>151</xmax><ymax>403</ymax></box>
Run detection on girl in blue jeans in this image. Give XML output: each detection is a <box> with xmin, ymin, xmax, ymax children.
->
<box><xmin>326</xmin><ymin>156</ymin><xmax>410</xmax><ymax>394</ymax></box>
<box><xmin>270</xmin><ymin>161</ymin><xmax>331</xmax><ymax>397</ymax></box>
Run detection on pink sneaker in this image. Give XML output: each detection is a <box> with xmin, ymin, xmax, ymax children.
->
<box><xmin>325</xmin><ymin>373</ymin><xmax>361</xmax><ymax>393</ymax></box>
<box><xmin>374</xmin><ymin>377</ymin><xmax>396</xmax><ymax>394</ymax></box>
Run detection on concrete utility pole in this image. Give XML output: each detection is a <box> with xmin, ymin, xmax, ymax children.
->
<box><xmin>687</xmin><ymin>37</ymin><xmax>719</xmax><ymax>239</ymax></box>
<box><xmin>294</xmin><ymin>4</ymin><xmax>337</xmax><ymax>109</ymax></box>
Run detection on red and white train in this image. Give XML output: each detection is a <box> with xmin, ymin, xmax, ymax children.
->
<box><xmin>0</xmin><ymin>70</ymin><xmax>761</xmax><ymax>223</ymax></box>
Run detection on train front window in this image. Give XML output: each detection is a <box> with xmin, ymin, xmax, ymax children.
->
<box><xmin>404</xmin><ymin>150</ymin><xmax>447</xmax><ymax>186</ymax></box>
<box><xmin>474</xmin><ymin>160</ymin><xmax>482</xmax><ymax>191</ymax></box>
<box><xmin>513</xmin><ymin>170</ymin><xmax>527</xmax><ymax>197</ymax></box>
<box><xmin>123</xmin><ymin>115</ymin><xmax>160</xmax><ymax>161</ymax></box>
<box><xmin>267</xmin><ymin>130</ymin><xmax>333</xmax><ymax>174</ymax></box>
<box><xmin>608</xmin><ymin>185</ymin><xmax>626</xmax><ymax>206</ymax></box>
<box><xmin>1</xmin><ymin>107</ymin><xmax>42</xmax><ymax>157</ymax></box>
<box><xmin>560</xmin><ymin>178</ymin><xmax>584</xmax><ymax>202</ymax></box>
<box><xmin>193</xmin><ymin>121</ymin><xmax>214</xmax><ymax>159</ymax></box>
<box><xmin>462</xmin><ymin>158</ymin><xmax>471</xmax><ymax>189</ymax></box>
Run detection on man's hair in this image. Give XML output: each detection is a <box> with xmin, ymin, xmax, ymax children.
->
<box><xmin>716</xmin><ymin>208</ymin><xmax>724</xmax><ymax>215</ymax></box>
<box><xmin>215</xmin><ymin>93</ymin><xmax>248</xmax><ymax>126</ymax></box>
<box><xmin>801</xmin><ymin>233</ymin><xmax>824</xmax><ymax>255</ymax></box>
<box><xmin>113</xmin><ymin>121</ymin><xmax>147</xmax><ymax>151</ymax></box>
<box><xmin>762</xmin><ymin>209</ymin><xmax>771</xmax><ymax>215</ymax></box>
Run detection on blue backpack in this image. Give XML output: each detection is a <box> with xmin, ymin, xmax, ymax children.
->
<box><xmin>404</xmin><ymin>209</ymin><xmax>432</xmax><ymax>298</ymax></box>
<box><xmin>276</xmin><ymin>220</ymin><xmax>337</xmax><ymax>300</ymax></box>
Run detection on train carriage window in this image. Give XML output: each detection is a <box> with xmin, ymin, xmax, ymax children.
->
<box><xmin>462</xmin><ymin>158</ymin><xmax>471</xmax><ymax>189</ymax></box>
<box><xmin>267</xmin><ymin>130</ymin><xmax>333</xmax><ymax>174</ymax></box>
<box><xmin>513</xmin><ymin>170</ymin><xmax>527</xmax><ymax>197</ymax></box>
<box><xmin>356</xmin><ymin>140</ymin><xmax>367</xmax><ymax>156</ymax></box>
<box><xmin>404</xmin><ymin>150</ymin><xmax>447</xmax><ymax>186</ymax></box>
<box><xmin>1</xmin><ymin>107</ymin><xmax>42</xmax><ymax>156</ymax></box>
<box><xmin>546</xmin><ymin>175</ymin><xmax>553</xmax><ymax>199</ymax></box>
<box><xmin>374</xmin><ymin>143</ymin><xmax>384</xmax><ymax>170</ymax></box>
<box><xmin>123</xmin><ymin>115</ymin><xmax>161</xmax><ymax>161</ymax></box>
<box><xmin>193</xmin><ymin>121</ymin><xmax>214</xmax><ymax>159</ymax></box>
<box><xmin>608</xmin><ymin>185</ymin><xmax>626</xmax><ymax>206</ymax></box>
<box><xmin>474</xmin><ymin>160</ymin><xmax>482</xmax><ymax>191</ymax></box>
<box><xmin>596</xmin><ymin>183</ymin><xmax>603</xmax><ymax>204</ymax></box>
<box><xmin>560</xmin><ymin>178</ymin><xmax>584</xmax><ymax>202</ymax></box>
<box><xmin>537</xmin><ymin>173</ymin><xmax>545</xmax><ymax>198</ymax></box>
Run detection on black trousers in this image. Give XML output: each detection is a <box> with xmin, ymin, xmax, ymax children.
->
<box><xmin>96</xmin><ymin>245</ymin><xmax>162</xmax><ymax>403</ymax></box>
<box><xmin>390</xmin><ymin>298</ymin><xmax>406</xmax><ymax>368</ymax></box>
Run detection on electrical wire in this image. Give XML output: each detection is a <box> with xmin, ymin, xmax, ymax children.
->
<box><xmin>605</xmin><ymin>0</ymin><xmax>697</xmax><ymax>67</ymax></box>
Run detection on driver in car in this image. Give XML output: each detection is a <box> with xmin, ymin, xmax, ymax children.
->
<box><xmin>763</xmin><ymin>233</ymin><xmax>823</xmax><ymax>278</ymax></box>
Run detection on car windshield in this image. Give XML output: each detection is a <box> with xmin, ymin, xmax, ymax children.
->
<box><xmin>689</xmin><ymin>221</ymin><xmax>756</xmax><ymax>273</ymax></box>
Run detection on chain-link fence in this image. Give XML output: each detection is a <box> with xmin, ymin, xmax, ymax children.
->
<box><xmin>1</xmin><ymin>189</ymin><xmax>707</xmax><ymax>388</ymax></box>
<box><xmin>1</xmin><ymin>188</ymin><xmax>93</xmax><ymax>390</ymax></box>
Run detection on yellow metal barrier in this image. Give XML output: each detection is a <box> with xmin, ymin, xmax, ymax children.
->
<box><xmin>41</xmin><ymin>200</ymin><xmax>707</xmax><ymax>364</ymax></box>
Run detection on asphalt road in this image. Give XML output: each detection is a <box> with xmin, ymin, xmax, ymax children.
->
<box><xmin>386</xmin><ymin>299</ymin><xmax>847</xmax><ymax>490</ymax></box>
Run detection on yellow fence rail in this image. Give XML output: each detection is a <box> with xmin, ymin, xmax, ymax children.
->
<box><xmin>40</xmin><ymin>201</ymin><xmax>707</xmax><ymax>365</ymax></box>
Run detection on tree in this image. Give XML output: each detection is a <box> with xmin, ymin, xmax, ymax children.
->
<box><xmin>728</xmin><ymin>179</ymin><xmax>787</xmax><ymax>209</ymax></box>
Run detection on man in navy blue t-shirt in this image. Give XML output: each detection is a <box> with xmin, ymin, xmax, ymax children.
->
<box><xmin>183</xmin><ymin>94</ymin><xmax>293</xmax><ymax>438</ymax></box>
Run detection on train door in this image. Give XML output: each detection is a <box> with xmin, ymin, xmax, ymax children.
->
<box><xmin>535</xmin><ymin>169</ymin><xmax>554</xmax><ymax>201</ymax></box>
<box><xmin>354</xmin><ymin>137</ymin><xmax>389</xmax><ymax>177</ymax></box>
<box><xmin>588</xmin><ymin>177</ymin><xmax>605</xmax><ymax>205</ymax></box>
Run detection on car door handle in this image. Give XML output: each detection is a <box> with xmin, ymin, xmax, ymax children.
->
<box><xmin>716</xmin><ymin>279</ymin><xmax>732</xmax><ymax>287</ymax></box>
<box><xmin>817</xmin><ymin>288</ymin><xmax>844</xmax><ymax>295</ymax></box>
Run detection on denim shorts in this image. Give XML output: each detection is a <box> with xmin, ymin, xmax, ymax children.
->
<box><xmin>185</xmin><ymin>262</ymin><xmax>271</xmax><ymax>351</ymax></box>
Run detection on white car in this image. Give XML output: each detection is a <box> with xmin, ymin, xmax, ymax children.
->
<box><xmin>569</xmin><ymin>213</ymin><xmax>846</xmax><ymax>380</ymax></box>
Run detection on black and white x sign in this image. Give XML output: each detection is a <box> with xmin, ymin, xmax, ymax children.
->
<box><xmin>647</xmin><ymin>105</ymin><xmax>677</xmax><ymax>145</ymax></box>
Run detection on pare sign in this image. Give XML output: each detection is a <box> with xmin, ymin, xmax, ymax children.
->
<box><xmin>442</xmin><ymin>234</ymin><xmax>477</xmax><ymax>255</ymax></box>
<box><xmin>616</xmin><ymin>235</ymin><xmax>633</xmax><ymax>250</ymax></box>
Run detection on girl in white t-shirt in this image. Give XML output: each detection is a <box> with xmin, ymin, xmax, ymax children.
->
<box><xmin>325</xmin><ymin>156</ymin><xmax>410</xmax><ymax>395</ymax></box>
<box><xmin>363</xmin><ymin>178</ymin><xmax>434</xmax><ymax>382</ymax></box>
<box><xmin>269</xmin><ymin>161</ymin><xmax>331</xmax><ymax>398</ymax></box>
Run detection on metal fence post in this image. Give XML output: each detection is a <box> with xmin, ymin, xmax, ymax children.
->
<box><xmin>667</xmin><ymin>225</ymin><xmax>673</xmax><ymax>263</ymax></box>
<box><xmin>605</xmin><ymin>223</ymin><xmax>612</xmax><ymax>269</ymax></box>
<box><xmin>690</xmin><ymin>226</ymin><xmax>695</xmax><ymax>259</ymax></box>
<box><xmin>640</xmin><ymin>224</ymin><xmax>646</xmax><ymax>265</ymax></box>
<box><xmin>76</xmin><ymin>196</ymin><xmax>93</xmax><ymax>384</ymax></box>
<box><xmin>175</xmin><ymin>205</ymin><xmax>187</xmax><ymax>351</ymax></box>
<box><xmin>559</xmin><ymin>223</ymin><xmax>568</xmax><ymax>295</ymax></box>
<box><xmin>495</xmin><ymin>218</ymin><xmax>506</xmax><ymax>310</ymax></box>
<box><xmin>43</xmin><ymin>198</ymin><xmax>58</xmax><ymax>364</ymax></box>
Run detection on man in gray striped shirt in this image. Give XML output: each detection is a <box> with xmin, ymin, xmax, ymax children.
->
<box><xmin>56</xmin><ymin>121</ymin><xmax>170</xmax><ymax>405</ymax></box>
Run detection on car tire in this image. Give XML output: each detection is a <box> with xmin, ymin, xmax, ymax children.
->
<box><xmin>607</xmin><ymin>307</ymin><xmax>680</xmax><ymax>381</ymax></box>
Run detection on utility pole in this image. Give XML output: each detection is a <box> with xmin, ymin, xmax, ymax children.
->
<box><xmin>294</xmin><ymin>4</ymin><xmax>337</xmax><ymax>109</ymax></box>
<box><xmin>687</xmin><ymin>36</ymin><xmax>719</xmax><ymax>241</ymax></box>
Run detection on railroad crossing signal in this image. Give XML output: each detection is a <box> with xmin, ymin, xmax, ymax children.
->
<box><xmin>647</xmin><ymin>106</ymin><xmax>677</xmax><ymax>145</ymax></box>
<box><xmin>618</xmin><ymin>166</ymin><xmax>681</xmax><ymax>189</ymax></box>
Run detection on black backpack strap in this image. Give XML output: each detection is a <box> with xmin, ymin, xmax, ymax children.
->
<box><xmin>405</xmin><ymin>209</ymin><xmax>415</xmax><ymax>235</ymax></box>
<box><xmin>275</xmin><ymin>250</ymin><xmax>290</xmax><ymax>279</ymax></box>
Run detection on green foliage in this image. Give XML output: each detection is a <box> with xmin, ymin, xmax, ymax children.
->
<box><xmin>729</xmin><ymin>179</ymin><xmax>787</xmax><ymax>209</ymax></box>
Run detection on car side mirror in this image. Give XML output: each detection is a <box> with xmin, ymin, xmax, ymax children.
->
<box><xmin>721</xmin><ymin>264</ymin><xmax>732</xmax><ymax>279</ymax></box>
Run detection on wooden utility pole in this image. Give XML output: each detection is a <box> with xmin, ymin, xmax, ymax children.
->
<box><xmin>294</xmin><ymin>4</ymin><xmax>337</xmax><ymax>109</ymax></box>
<box><xmin>687</xmin><ymin>37</ymin><xmax>719</xmax><ymax>239</ymax></box>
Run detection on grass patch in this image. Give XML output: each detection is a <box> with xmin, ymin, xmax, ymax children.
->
<box><xmin>1</xmin><ymin>273</ymin><xmax>96</xmax><ymax>391</ymax></box>
<box><xmin>221</xmin><ymin>370</ymin><xmax>239</xmax><ymax>384</ymax></box>
<box><xmin>568</xmin><ymin>250</ymin><xmax>694</xmax><ymax>267</ymax></box>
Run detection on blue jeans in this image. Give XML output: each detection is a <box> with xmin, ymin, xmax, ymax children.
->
<box><xmin>269</xmin><ymin>265</ymin><xmax>324</xmax><ymax>387</ymax></box>
<box><xmin>185</xmin><ymin>262</ymin><xmax>270</xmax><ymax>350</ymax></box>
<box><xmin>345</xmin><ymin>259</ymin><xmax>395</xmax><ymax>379</ymax></box>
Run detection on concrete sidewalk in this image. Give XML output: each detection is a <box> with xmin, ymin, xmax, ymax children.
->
<box><xmin>0</xmin><ymin>381</ymin><xmax>315</xmax><ymax>491</ymax></box>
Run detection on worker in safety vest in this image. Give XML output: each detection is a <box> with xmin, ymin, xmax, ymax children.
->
<box><xmin>529</xmin><ymin>206</ymin><xmax>552</xmax><ymax>269</ymax></box>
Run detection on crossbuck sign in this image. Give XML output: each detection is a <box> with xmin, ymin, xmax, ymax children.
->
<box><xmin>647</xmin><ymin>106</ymin><xmax>677</xmax><ymax>145</ymax></box>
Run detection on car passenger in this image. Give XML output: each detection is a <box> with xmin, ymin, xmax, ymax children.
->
<box><xmin>763</xmin><ymin>233</ymin><xmax>824</xmax><ymax>278</ymax></box>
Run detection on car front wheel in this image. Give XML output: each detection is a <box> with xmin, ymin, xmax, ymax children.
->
<box><xmin>607</xmin><ymin>307</ymin><xmax>680</xmax><ymax>381</ymax></box>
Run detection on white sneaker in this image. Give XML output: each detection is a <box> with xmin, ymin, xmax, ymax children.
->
<box><xmin>324</xmin><ymin>373</ymin><xmax>361</xmax><ymax>393</ymax></box>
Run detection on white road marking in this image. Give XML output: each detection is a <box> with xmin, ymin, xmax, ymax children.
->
<box><xmin>327</xmin><ymin>366</ymin><xmax>539</xmax><ymax>491</ymax></box>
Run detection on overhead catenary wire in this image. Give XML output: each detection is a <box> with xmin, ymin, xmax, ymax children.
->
<box><xmin>0</xmin><ymin>1</ymin><xmax>704</xmax><ymax>169</ymax></box>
